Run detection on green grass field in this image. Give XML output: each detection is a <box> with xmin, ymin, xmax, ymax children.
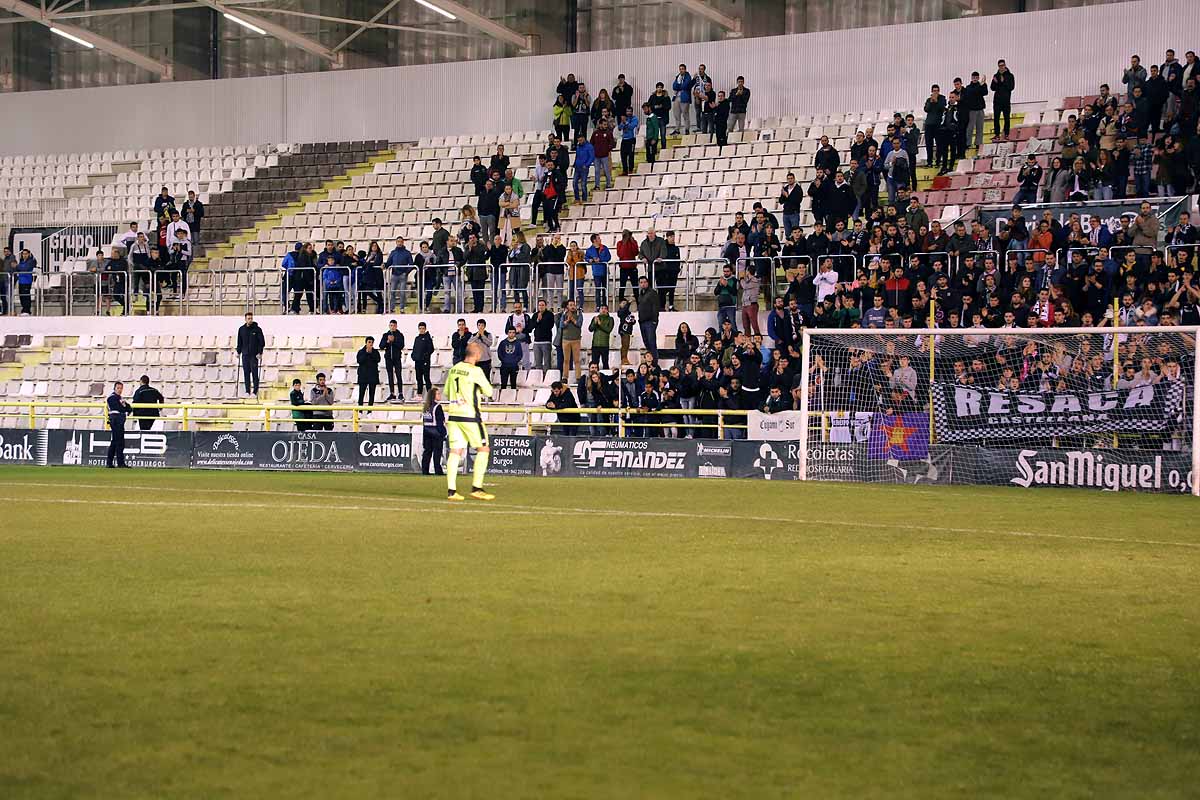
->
<box><xmin>1</xmin><ymin>467</ymin><xmax>1197</xmax><ymax>799</ymax></box>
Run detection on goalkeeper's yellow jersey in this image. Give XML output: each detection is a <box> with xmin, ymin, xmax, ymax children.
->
<box><xmin>443</xmin><ymin>361</ymin><xmax>493</xmax><ymax>421</ymax></box>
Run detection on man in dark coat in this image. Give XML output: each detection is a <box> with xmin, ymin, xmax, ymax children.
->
<box><xmin>611</xmin><ymin>74</ymin><xmax>634</xmax><ymax>119</ymax></box>
<box><xmin>182</xmin><ymin>191</ymin><xmax>205</xmax><ymax>246</ymax></box>
<box><xmin>106</xmin><ymin>381</ymin><xmax>132</xmax><ymax>468</ymax></box>
<box><xmin>131</xmin><ymin>375</ymin><xmax>164</xmax><ymax>432</ymax></box>
<box><xmin>235</xmin><ymin>312</ymin><xmax>265</xmax><ymax>397</ymax></box>
<box><xmin>380</xmin><ymin>320</ymin><xmax>406</xmax><ymax>401</ymax></box>
<box><xmin>411</xmin><ymin>321</ymin><xmax>435</xmax><ymax>396</ymax></box>
<box><xmin>990</xmin><ymin>60</ymin><xmax>1015</xmax><ymax>140</ymax></box>
<box><xmin>356</xmin><ymin>336</ymin><xmax>382</xmax><ymax>408</ymax></box>
<box><xmin>545</xmin><ymin>380</ymin><xmax>579</xmax><ymax>435</ymax></box>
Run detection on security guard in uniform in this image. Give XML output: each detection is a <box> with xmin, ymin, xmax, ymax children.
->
<box><xmin>106</xmin><ymin>381</ymin><xmax>133</xmax><ymax>468</ymax></box>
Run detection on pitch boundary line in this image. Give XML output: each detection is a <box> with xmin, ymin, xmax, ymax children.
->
<box><xmin>7</xmin><ymin>490</ymin><xmax>1200</xmax><ymax>551</ymax></box>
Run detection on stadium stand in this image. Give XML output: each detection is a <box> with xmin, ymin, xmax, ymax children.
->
<box><xmin>2</xmin><ymin>311</ymin><xmax>720</xmax><ymax>429</ymax></box>
<box><xmin>3</xmin><ymin>44</ymin><xmax>1197</xmax><ymax>349</ymax></box>
<box><xmin>0</xmin><ymin>312</ymin><xmax>718</xmax><ymax>432</ymax></box>
<box><xmin>0</xmin><ymin>146</ymin><xmax>268</xmax><ymax>230</ymax></box>
<box><xmin>200</xmin><ymin>140</ymin><xmax>393</xmax><ymax>249</ymax></box>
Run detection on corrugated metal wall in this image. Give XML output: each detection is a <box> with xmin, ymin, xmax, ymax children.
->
<box><xmin>0</xmin><ymin>0</ymin><xmax>1183</xmax><ymax>155</ymax></box>
<box><xmin>576</xmin><ymin>0</ymin><xmax>732</xmax><ymax>50</ymax></box>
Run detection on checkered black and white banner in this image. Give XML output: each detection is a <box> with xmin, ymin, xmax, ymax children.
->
<box><xmin>931</xmin><ymin>381</ymin><xmax>1187</xmax><ymax>442</ymax></box>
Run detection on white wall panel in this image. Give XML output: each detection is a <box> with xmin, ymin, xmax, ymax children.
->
<box><xmin>0</xmin><ymin>0</ymin><xmax>1184</xmax><ymax>156</ymax></box>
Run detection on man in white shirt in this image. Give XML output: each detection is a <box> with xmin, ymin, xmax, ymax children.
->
<box><xmin>112</xmin><ymin>222</ymin><xmax>139</xmax><ymax>257</ymax></box>
<box><xmin>814</xmin><ymin>257</ymin><xmax>839</xmax><ymax>303</ymax></box>
<box><xmin>165</xmin><ymin>210</ymin><xmax>191</xmax><ymax>248</ymax></box>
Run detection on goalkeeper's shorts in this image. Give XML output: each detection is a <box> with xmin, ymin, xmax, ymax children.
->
<box><xmin>447</xmin><ymin>417</ymin><xmax>488</xmax><ymax>450</ymax></box>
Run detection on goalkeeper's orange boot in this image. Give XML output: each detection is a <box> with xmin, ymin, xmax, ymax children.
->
<box><xmin>469</xmin><ymin>487</ymin><xmax>495</xmax><ymax>501</ymax></box>
<box><xmin>447</xmin><ymin>491</ymin><xmax>465</xmax><ymax>502</ymax></box>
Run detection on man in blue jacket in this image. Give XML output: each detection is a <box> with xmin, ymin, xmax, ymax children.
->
<box><xmin>585</xmin><ymin>233</ymin><xmax>612</xmax><ymax>308</ymax></box>
<box><xmin>386</xmin><ymin>236</ymin><xmax>414</xmax><ymax>312</ymax></box>
<box><xmin>573</xmin><ymin>134</ymin><xmax>595</xmax><ymax>202</ymax></box>
<box><xmin>618</xmin><ymin>112</ymin><xmax>639</xmax><ymax>176</ymax></box>
<box><xmin>15</xmin><ymin>249</ymin><xmax>37</xmax><ymax>316</ymax></box>
<box><xmin>280</xmin><ymin>242</ymin><xmax>300</xmax><ymax>310</ymax></box>
<box><xmin>671</xmin><ymin>64</ymin><xmax>694</xmax><ymax>135</ymax></box>
<box><xmin>497</xmin><ymin>329</ymin><xmax>524</xmax><ymax>389</ymax></box>
<box><xmin>106</xmin><ymin>381</ymin><xmax>133</xmax><ymax>468</ymax></box>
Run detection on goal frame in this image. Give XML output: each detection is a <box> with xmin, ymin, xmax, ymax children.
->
<box><xmin>798</xmin><ymin>326</ymin><xmax>1200</xmax><ymax>496</ymax></box>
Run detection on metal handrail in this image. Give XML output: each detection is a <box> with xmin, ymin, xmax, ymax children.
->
<box><xmin>318</xmin><ymin>265</ymin><xmax>354</xmax><ymax>314</ymax></box>
<box><xmin>770</xmin><ymin>254</ymin><xmax>810</xmax><ymax>301</ymax></box>
<box><xmin>65</xmin><ymin>270</ymin><xmax>99</xmax><ymax>316</ymax></box>
<box><xmin>0</xmin><ymin>400</ymin><xmax>753</xmax><ymax>439</ymax></box>
<box><xmin>283</xmin><ymin>266</ymin><xmax>318</xmax><ymax>314</ymax></box>
<box><xmin>819</xmin><ymin>253</ymin><xmax>858</xmax><ymax>282</ymax></box>
<box><xmin>688</xmin><ymin>258</ymin><xmax>729</xmax><ymax>310</ymax></box>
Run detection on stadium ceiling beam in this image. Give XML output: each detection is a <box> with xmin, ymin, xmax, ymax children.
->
<box><xmin>0</xmin><ymin>0</ymin><xmax>275</xmax><ymax>23</ymax></box>
<box><xmin>669</xmin><ymin>0</ymin><xmax>740</xmax><ymax>34</ymax></box>
<box><xmin>194</xmin><ymin>0</ymin><xmax>343</xmax><ymax>67</ymax></box>
<box><xmin>332</xmin><ymin>0</ymin><xmax>404</xmax><ymax>53</ymax></box>
<box><xmin>0</xmin><ymin>0</ymin><xmax>174</xmax><ymax>78</ymax></box>
<box><xmin>409</xmin><ymin>0</ymin><xmax>532</xmax><ymax>53</ymax></box>
<box><xmin>233</xmin><ymin>6</ymin><xmax>476</xmax><ymax>39</ymax></box>
<box><xmin>48</xmin><ymin>0</ymin><xmax>84</xmax><ymax>13</ymax></box>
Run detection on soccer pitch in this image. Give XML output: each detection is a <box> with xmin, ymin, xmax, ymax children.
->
<box><xmin>1</xmin><ymin>468</ymin><xmax>1197</xmax><ymax>799</ymax></box>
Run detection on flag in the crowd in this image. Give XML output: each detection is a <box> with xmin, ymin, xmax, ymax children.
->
<box><xmin>868</xmin><ymin>411</ymin><xmax>930</xmax><ymax>460</ymax></box>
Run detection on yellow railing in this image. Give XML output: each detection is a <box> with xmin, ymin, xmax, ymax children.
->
<box><xmin>0</xmin><ymin>401</ymin><xmax>751</xmax><ymax>438</ymax></box>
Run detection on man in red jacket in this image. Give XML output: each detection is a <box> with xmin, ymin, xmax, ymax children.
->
<box><xmin>590</xmin><ymin>121</ymin><xmax>615</xmax><ymax>191</ymax></box>
<box><xmin>616</xmin><ymin>230</ymin><xmax>640</xmax><ymax>302</ymax></box>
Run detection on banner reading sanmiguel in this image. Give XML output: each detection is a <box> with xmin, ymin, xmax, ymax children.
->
<box><xmin>965</xmin><ymin>446</ymin><xmax>1193</xmax><ymax>494</ymax></box>
<box><xmin>931</xmin><ymin>381</ymin><xmax>1186</xmax><ymax>442</ymax></box>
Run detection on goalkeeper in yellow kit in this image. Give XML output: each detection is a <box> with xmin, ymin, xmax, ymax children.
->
<box><xmin>442</xmin><ymin>341</ymin><xmax>495</xmax><ymax>501</ymax></box>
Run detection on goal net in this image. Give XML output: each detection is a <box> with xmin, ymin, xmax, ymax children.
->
<box><xmin>798</xmin><ymin>327</ymin><xmax>1199</xmax><ymax>495</ymax></box>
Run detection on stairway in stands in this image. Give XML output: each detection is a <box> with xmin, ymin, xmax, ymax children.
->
<box><xmin>196</xmin><ymin>141</ymin><xmax>394</xmax><ymax>268</ymax></box>
<box><xmin>520</xmin><ymin>134</ymin><xmax>684</xmax><ymax>239</ymax></box>
<box><xmin>914</xmin><ymin>112</ymin><xmax>1026</xmax><ymax>194</ymax></box>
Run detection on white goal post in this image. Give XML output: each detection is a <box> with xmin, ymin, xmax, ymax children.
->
<box><xmin>798</xmin><ymin>326</ymin><xmax>1200</xmax><ymax>496</ymax></box>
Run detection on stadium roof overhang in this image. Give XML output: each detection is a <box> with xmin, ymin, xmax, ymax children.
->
<box><xmin>0</xmin><ymin>0</ymin><xmax>535</xmax><ymax>77</ymax></box>
<box><xmin>670</xmin><ymin>0</ymin><xmax>740</xmax><ymax>35</ymax></box>
<box><xmin>0</xmin><ymin>0</ymin><xmax>175</xmax><ymax>79</ymax></box>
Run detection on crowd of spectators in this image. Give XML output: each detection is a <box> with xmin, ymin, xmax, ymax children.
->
<box><xmin>9</xmin><ymin>51</ymin><xmax>1199</xmax><ymax>347</ymax></box>
<box><xmin>1</xmin><ymin>185</ymin><xmax>201</xmax><ymax>316</ymax></box>
<box><xmin>749</xmin><ymin>201</ymin><xmax>1197</xmax><ymax>332</ymax></box>
<box><xmin>254</xmin><ymin>49</ymin><xmax>1198</xmax><ymax>349</ymax></box>
<box><xmin>1015</xmin><ymin>51</ymin><xmax>1200</xmax><ymax>205</ymax></box>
